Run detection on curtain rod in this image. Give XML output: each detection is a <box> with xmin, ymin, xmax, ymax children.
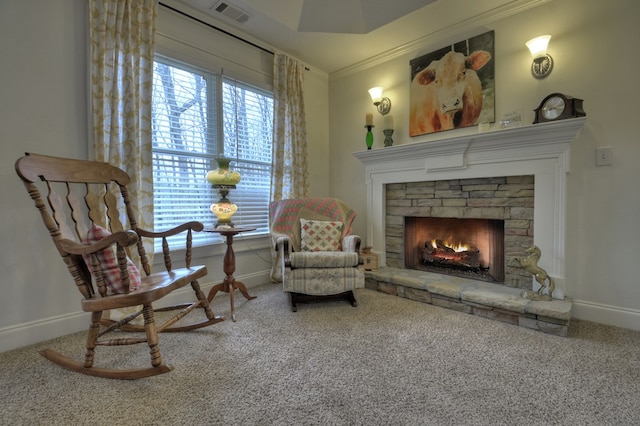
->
<box><xmin>159</xmin><ymin>2</ymin><xmax>274</xmax><ymax>56</ymax></box>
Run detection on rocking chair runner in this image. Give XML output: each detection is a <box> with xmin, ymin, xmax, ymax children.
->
<box><xmin>15</xmin><ymin>153</ymin><xmax>224</xmax><ymax>379</ymax></box>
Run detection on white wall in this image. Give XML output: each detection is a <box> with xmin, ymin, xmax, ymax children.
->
<box><xmin>0</xmin><ymin>0</ymin><xmax>330</xmax><ymax>352</ymax></box>
<box><xmin>1</xmin><ymin>0</ymin><xmax>90</xmax><ymax>351</ymax></box>
<box><xmin>303</xmin><ymin>70</ymin><xmax>331</xmax><ymax>197</ymax></box>
<box><xmin>329</xmin><ymin>0</ymin><xmax>640</xmax><ymax>330</ymax></box>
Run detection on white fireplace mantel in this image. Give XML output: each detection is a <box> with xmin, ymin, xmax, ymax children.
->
<box><xmin>353</xmin><ymin>117</ymin><xmax>586</xmax><ymax>299</ymax></box>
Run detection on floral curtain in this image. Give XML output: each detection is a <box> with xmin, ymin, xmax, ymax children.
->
<box><xmin>89</xmin><ymin>0</ymin><xmax>156</xmax><ymax>241</ymax></box>
<box><xmin>89</xmin><ymin>1</ymin><xmax>156</xmax><ymax>320</ymax></box>
<box><xmin>270</xmin><ymin>53</ymin><xmax>309</xmax><ymax>202</ymax></box>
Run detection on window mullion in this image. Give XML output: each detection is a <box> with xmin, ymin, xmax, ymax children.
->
<box><xmin>215</xmin><ymin>72</ymin><xmax>224</xmax><ymax>155</ymax></box>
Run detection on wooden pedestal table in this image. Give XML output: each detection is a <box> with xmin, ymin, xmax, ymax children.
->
<box><xmin>205</xmin><ymin>226</ymin><xmax>257</xmax><ymax>321</ymax></box>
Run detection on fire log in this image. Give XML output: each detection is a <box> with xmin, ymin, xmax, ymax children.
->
<box><xmin>422</xmin><ymin>240</ymin><xmax>481</xmax><ymax>269</ymax></box>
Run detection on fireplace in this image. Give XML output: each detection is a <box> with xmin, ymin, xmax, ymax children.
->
<box><xmin>353</xmin><ymin>118</ymin><xmax>587</xmax><ymax>300</ymax></box>
<box><xmin>405</xmin><ymin>217</ymin><xmax>505</xmax><ymax>283</ymax></box>
<box><xmin>386</xmin><ymin>175</ymin><xmax>533</xmax><ymax>288</ymax></box>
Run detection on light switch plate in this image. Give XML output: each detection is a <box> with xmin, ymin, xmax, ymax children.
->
<box><xmin>596</xmin><ymin>147</ymin><xmax>612</xmax><ymax>166</ymax></box>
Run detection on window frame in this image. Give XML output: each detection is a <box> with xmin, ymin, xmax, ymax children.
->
<box><xmin>151</xmin><ymin>53</ymin><xmax>273</xmax><ymax>251</ymax></box>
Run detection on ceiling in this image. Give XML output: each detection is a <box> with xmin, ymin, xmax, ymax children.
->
<box><xmin>173</xmin><ymin>0</ymin><xmax>544</xmax><ymax>74</ymax></box>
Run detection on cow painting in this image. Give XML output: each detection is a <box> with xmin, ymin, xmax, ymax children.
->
<box><xmin>409</xmin><ymin>31</ymin><xmax>495</xmax><ymax>137</ymax></box>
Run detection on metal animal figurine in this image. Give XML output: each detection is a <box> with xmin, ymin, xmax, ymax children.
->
<box><xmin>514</xmin><ymin>245</ymin><xmax>555</xmax><ymax>300</ymax></box>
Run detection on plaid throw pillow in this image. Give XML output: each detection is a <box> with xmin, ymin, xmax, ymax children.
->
<box><xmin>300</xmin><ymin>219</ymin><xmax>344</xmax><ymax>252</ymax></box>
<box><xmin>82</xmin><ymin>224</ymin><xmax>141</xmax><ymax>294</ymax></box>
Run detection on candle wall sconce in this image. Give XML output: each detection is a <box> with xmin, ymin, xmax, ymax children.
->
<box><xmin>368</xmin><ymin>86</ymin><xmax>391</xmax><ymax>115</ymax></box>
<box><xmin>526</xmin><ymin>35</ymin><xmax>553</xmax><ymax>79</ymax></box>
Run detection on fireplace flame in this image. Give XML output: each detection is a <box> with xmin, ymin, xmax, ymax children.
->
<box><xmin>431</xmin><ymin>239</ymin><xmax>470</xmax><ymax>253</ymax></box>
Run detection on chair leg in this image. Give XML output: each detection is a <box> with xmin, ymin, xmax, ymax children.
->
<box><xmin>191</xmin><ymin>279</ymin><xmax>223</xmax><ymax>322</ymax></box>
<box><xmin>142</xmin><ymin>304</ymin><xmax>163</xmax><ymax>368</ymax></box>
<box><xmin>289</xmin><ymin>292</ymin><xmax>298</xmax><ymax>312</ymax></box>
<box><xmin>153</xmin><ymin>280</ymin><xmax>224</xmax><ymax>331</ymax></box>
<box><xmin>347</xmin><ymin>290</ymin><xmax>358</xmax><ymax>307</ymax></box>
<box><xmin>84</xmin><ymin>311</ymin><xmax>102</xmax><ymax>368</ymax></box>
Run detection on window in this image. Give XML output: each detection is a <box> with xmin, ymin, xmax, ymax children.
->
<box><xmin>151</xmin><ymin>55</ymin><xmax>273</xmax><ymax>249</ymax></box>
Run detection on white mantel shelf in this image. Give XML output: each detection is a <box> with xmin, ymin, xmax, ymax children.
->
<box><xmin>353</xmin><ymin>118</ymin><xmax>586</xmax><ymax>169</ymax></box>
<box><xmin>353</xmin><ymin>117</ymin><xmax>586</xmax><ymax>300</ymax></box>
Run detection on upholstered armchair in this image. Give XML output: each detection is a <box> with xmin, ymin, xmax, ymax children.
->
<box><xmin>270</xmin><ymin>198</ymin><xmax>365</xmax><ymax>311</ymax></box>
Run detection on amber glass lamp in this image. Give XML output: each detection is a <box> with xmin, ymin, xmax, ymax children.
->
<box><xmin>206</xmin><ymin>157</ymin><xmax>241</xmax><ymax>228</ymax></box>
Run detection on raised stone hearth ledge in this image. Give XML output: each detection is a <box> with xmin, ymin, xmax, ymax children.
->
<box><xmin>365</xmin><ymin>267</ymin><xmax>572</xmax><ymax>336</ymax></box>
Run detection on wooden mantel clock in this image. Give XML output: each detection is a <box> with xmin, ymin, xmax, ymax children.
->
<box><xmin>533</xmin><ymin>93</ymin><xmax>586</xmax><ymax>124</ymax></box>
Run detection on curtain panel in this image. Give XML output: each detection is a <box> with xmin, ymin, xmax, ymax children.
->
<box><xmin>270</xmin><ymin>53</ymin><xmax>309</xmax><ymax>202</ymax></box>
<box><xmin>89</xmin><ymin>0</ymin><xmax>156</xmax><ymax>242</ymax></box>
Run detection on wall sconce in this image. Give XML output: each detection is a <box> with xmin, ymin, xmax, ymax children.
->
<box><xmin>526</xmin><ymin>35</ymin><xmax>553</xmax><ymax>79</ymax></box>
<box><xmin>368</xmin><ymin>86</ymin><xmax>391</xmax><ymax>115</ymax></box>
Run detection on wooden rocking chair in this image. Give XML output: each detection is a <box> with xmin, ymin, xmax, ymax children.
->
<box><xmin>15</xmin><ymin>153</ymin><xmax>224</xmax><ymax>379</ymax></box>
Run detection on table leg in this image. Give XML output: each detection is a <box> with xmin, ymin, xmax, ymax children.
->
<box><xmin>206</xmin><ymin>230</ymin><xmax>256</xmax><ymax>322</ymax></box>
<box><xmin>207</xmin><ymin>282</ymin><xmax>225</xmax><ymax>303</ymax></box>
<box><xmin>233</xmin><ymin>280</ymin><xmax>257</xmax><ymax>301</ymax></box>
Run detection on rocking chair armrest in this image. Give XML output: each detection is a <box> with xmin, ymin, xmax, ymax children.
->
<box><xmin>59</xmin><ymin>230</ymin><xmax>139</xmax><ymax>255</ymax></box>
<box><xmin>137</xmin><ymin>221</ymin><xmax>204</xmax><ymax>272</ymax></box>
<box><xmin>136</xmin><ymin>221</ymin><xmax>204</xmax><ymax>239</ymax></box>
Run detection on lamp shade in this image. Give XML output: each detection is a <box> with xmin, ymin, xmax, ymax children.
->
<box><xmin>526</xmin><ymin>35</ymin><xmax>551</xmax><ymax>59</ymax></box>
<box><xmin>205</xmin><ymin>157</ymin><xmax>241</xmax><ymax>185</ymax></box>
<box><xmin>368</xmin><ymin>87</ymin><xmax>383</xmax><ymax>103</ymax></box>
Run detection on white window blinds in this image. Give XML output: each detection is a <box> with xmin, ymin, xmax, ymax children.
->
<box><xmin>152</xmin><ymin>55</ymin><xmax>273</xmax><ymax>249</ymax></box>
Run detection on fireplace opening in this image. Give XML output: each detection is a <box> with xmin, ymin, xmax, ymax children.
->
<box><xmin>404</xmin><ymin>217</ymin><xmax>505</xmax><ymax>283</ymax></box>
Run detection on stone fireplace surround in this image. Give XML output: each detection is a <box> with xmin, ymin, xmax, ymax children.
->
<box><xmin>388</xmin><ymin>176</ymin><xmax>534</xmax><ymax>287</ymax></box>
<box><xmin>353</xmin><ymin>118</ymin><xmax>586</xmax><ymax>335</ymax></box>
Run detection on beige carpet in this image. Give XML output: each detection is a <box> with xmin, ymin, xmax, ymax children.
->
<box><xmin>1</xmin><ymin>283</ymin><xmax>639</xmax><ymax>425</ymax></box>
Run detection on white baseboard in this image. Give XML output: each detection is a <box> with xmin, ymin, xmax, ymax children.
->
<box><xmin>0</xmin><ymin>311</ymin><xmax>90</xmax><ymax>354</ymax></box>
<box><xmin>0</xmin><ymin>271</ymin><xmax>271</xmax><ymax>353</ymax></box>
<box><xmin>571</xmin><ymin>299</ymin><xmax>640</xmax><ymax>331</ymax></box>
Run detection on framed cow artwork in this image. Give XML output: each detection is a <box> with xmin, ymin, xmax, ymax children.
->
<box><xmin>409</xmin><ymin>30</ymin><xmax>495</xmax><ymax>137</ymax></box>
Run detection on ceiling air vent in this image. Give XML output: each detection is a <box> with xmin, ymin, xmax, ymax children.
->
<box><xmin>211</xmin><ymin>1</ymin><xmax>251</xmax><ymax>24</ymax></box>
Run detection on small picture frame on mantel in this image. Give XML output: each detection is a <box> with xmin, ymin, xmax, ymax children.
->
<box><xmin>499</xmin><ymin>109</ymin><xmax>524</xmax><ymax>129</ymax></box>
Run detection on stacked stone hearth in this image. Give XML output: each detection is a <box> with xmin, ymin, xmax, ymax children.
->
<box><xmin>364</xmin><ymin>267</ymin><xmax>571</xmax><ymax>336</ymax></box>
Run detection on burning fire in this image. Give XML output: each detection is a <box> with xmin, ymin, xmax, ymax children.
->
<box><xmin>431</xmin><ymin>239</ymin><xmax>470</xmax><ymax>253</ymax></box>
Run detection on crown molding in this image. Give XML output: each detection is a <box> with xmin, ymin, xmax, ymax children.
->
<box><xmin>330</xmin><ymin>0</ymin><xmax>551</xmax><ymax>81</ymax></box>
